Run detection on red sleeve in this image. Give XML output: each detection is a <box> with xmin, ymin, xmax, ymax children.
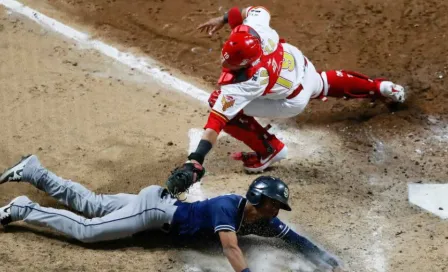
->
<box><xmin>228</xmin><ymin>7</ymin><xmax>243</xmax><ymax>29</ymax></box>
<box><xmin>204</xmin><ymin>111</ymin><xmax>229</xmax><ymax>133</ymax></box>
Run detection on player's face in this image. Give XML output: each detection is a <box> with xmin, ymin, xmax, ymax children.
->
<box><xmin>257</xmin><ymin>197</ymin><xmax>281</xmax><ymax>219</ymax></box>
<box><xmin>222</xmin><ymin>60</ymin><xmax>247</xmax><ymax>71</ymax></box>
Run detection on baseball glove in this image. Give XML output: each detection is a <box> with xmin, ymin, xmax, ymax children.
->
<box><xmin>166</xmin><ymin>161</ymin><xmax>205</xmax><ymax>196</ymax></box>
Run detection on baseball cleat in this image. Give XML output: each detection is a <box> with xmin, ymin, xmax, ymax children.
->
<box><xmin>0</xmin><ymin>154</ymin><xmax>34</xmax><ymax>184</ymax></box>
<box><xmin>232</xmin><ymin>144</ymin><xmax>288</xmax><ymax>173</ymax></box>
<box><xmin>0</xmin><ymin>197</ymin><xmax>20</xmax><ymax>226</ymax></box>
<box><xmin>377</xmin><ymin>81</ymin><xmax>405</xmax><ymax>103</ymax></box>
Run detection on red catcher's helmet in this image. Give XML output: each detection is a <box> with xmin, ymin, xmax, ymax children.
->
<box><xmin>221</xmin><ymin>26</ymin><xmax>262</xmax><ymax>70</ymax></box>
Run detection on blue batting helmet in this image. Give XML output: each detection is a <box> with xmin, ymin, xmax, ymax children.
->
<box><xmin>246</xmin><ymin>176</ymin><xmax>292</xmax><ymax>211</ymax></box>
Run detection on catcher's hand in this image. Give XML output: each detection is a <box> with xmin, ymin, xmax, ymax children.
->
<box><xmin>166</xmin><ymin>161</ymin><xmax>205</xmax><ymax>196</ymax></box>
<box><xmin>197</xmin><ymin>16</ymin><xmax>225</xmax><ymax>36</ymax></box>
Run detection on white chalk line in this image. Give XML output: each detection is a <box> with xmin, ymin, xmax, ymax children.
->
<box><xmin>363</xmin><ymin>208</ymin><xmax>388</xmax><ymax>272</ymax></box>
<box><xmin>0</xmin><ymin>0</ymin><xmax>210</xmax><ymax>104</ymax></box>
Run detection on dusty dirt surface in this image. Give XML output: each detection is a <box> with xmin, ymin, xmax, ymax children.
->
<box><xmin>1</xmin><ymin>1</ymin><xmax>448</xmax><ymax>272</ymax></box>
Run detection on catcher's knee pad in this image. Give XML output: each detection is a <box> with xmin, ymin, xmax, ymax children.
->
<box><xmin>208</xmin><ymin>90</ymin><xmax>221</xmax><ymax>108</ymax></box>
<box><xmin>224</xmin><ymin>114</ymin><xmax>283</xmax><ymax>157</ymax></box>
<box><xmin>320</xmin><ymin>70</ymin><xmax>380</xmax><ymax>99</ymax></box>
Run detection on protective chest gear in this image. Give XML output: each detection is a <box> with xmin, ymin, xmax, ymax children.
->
<box><xmin>246</xmin><ymin>176</ymin><xmax>291</xmax><ymax>211</ymax></box>
<box><xmin>219</xmin><ymin>25</ymin><xmax>284</xmax><ymax>96</ymax></box>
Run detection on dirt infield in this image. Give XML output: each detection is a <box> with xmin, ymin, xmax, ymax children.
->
<box><xmin>1</xmin><ymin>1</ymin><xmax>448</xmax><ymax>272</ymax></box>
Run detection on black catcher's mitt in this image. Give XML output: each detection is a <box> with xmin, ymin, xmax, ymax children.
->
<box><xmin>166</xmin><ymin>161</ymin><xmax>205</xmax><ymax>196</ymax></box>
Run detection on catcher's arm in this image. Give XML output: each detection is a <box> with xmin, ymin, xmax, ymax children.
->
<box><xmin>188</xmin><ymin>129</ymin><xmax>218</xmax><ymax>165</ymax></box>
<box><xmin>165</xmin><ymin>131</ymin><xmax>214</xmax><ymax>196</ymax></box>
<box><xmin>219</xmin><ymin>231</ymin><xmax>250</xmax><ymax>272</ymax></box>
<box><xmin>197</xmin><ymin>7</ymin><xmax>249</xmax><ymax>35</ymax></box>
<box><xmin>201</xmin><ymin>128</ymin><xmax>219</xmax><ymax>145</ymax></box>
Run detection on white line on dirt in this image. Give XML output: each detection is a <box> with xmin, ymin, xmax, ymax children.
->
<box><xmin>364</xmin><ymin>209</ymin><xmax>388</xmax><ymax>272</ymax></box>
<box><xmin>0</xmin><ymin>0</ymin><xmax>210</xmax><ymax>104</ymax></box>
<box><xmin>371</xmin><ymin>227</ymin><xmax>387</xmax><ymax>272</ymax></box>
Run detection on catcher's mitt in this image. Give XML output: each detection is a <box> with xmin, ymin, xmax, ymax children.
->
<box><xmin>166</xmin><ymin>161</ymin><xmax>205</xmax><ymax>196</ymax></box>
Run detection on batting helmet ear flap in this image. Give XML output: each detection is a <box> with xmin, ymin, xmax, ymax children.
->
<box><xmin>246</xmin><ymin>177</ymin><xmax>270</xmax><ymax>206</ymax></box>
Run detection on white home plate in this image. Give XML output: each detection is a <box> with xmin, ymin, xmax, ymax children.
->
<box><xmin>408</xmin><ymin>184</ymin><xmax>448</xmax><ymax>219</ymax></box>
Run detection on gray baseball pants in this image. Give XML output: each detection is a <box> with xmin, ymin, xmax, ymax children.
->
<box><xmin>9</xmin><ymin>156</ymin><xmax>178</xmax><ymax>243</ymax></box>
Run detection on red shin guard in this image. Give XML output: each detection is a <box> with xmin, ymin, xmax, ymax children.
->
<box><xmin>208</xmin><ymin>90</ymin><xmax>283</xmax><ymax>156</ymax></box>
<box><xmin>223</xmin><ymin>114</ymin><xmax>283</xmax><ymax>157</ymax></box>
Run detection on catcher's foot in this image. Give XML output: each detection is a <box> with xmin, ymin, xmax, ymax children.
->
<box><xmin>232</xmin><ymin>143</ymin><xmax>288</xmax><ymax>173</ymax></box>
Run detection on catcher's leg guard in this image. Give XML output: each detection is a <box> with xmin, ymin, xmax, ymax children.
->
<box><xmin>208</xmin><ymin>90</ymin><xmax>287</xmax><ymax>172</ymax></box>
<box><xmin>224</xmin><ymin>114</ymin><xmax>282</xmax><ymax>157</ymax></box>
<box><xmin>223</xmin><ymin>114</ymin><xmax>287</xmax><ymax>172</ymax></box>
<box><xmin>209</xmin><ymin>90</ymin><xmax>283</xmax><ymax>156</ymax></box>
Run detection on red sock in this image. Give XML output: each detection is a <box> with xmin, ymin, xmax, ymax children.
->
<box><xmin>322</xmin><ymin>70</ymin><xmax>380</xmax><ymax>99</ymax></box>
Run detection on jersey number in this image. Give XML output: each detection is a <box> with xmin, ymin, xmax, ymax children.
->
<box><xmin>275</xmin><ymin>52</ymin><xmax>295</xmax><ymax>89</ymax></box>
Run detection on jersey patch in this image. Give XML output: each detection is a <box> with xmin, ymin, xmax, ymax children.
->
<box><xmin>221</xmin><ymin>95</ymin><xmax>235</xmax><ymax>111</ymax></box>
<box><xmin>284</xmin><ymin>187</ymin><xmax>289</xmax><ymax>198</ymax></box>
